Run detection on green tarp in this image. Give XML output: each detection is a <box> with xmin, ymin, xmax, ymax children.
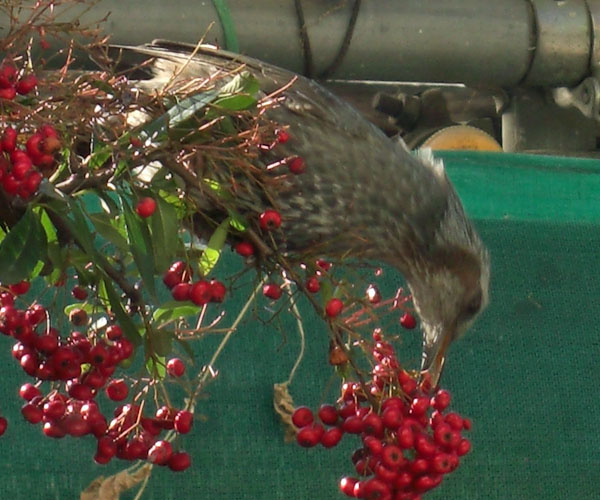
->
<box><xmin>0</xmin><ymin>151</ymin><xmax>598</xmax><ymax>499</ymax></box>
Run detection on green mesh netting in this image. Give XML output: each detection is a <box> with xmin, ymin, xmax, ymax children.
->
<box><xmin>0</xmin><ymin>151</ymin><xmax>598</xmax><ymax>499</ymax></box>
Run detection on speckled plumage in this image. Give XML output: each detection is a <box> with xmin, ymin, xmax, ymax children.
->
<box><xmin>112</xmin><ymin>41</ymin><xmax>490</xmax><ymax>385</ymax></box>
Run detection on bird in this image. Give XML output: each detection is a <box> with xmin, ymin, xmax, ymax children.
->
<box><xmin>102</xmin><ymin>41</ymin><xmax>490</xmax><ymax>387</ymax></box>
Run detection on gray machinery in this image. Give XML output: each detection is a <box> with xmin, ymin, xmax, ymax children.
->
<box><xmin>12</xmin><ymin>0</ymin><xmax>600</xmax><ymax>155</ymax></box>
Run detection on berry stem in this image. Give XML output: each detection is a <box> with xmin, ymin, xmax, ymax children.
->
<box><xmin>196</xmin><ymin>277</ymin><xmax>267</xmax><ymax>390</ymax></box>
<box><xmin>283</xmin><ymin>279</ymin><xmax>306</xmax><ymax>386</ymax></box>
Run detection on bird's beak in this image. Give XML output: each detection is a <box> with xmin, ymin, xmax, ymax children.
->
<box><xmin>420</xmin><ymin>325</ymin><xmax>453</xmax><ymax>389</ymax></box>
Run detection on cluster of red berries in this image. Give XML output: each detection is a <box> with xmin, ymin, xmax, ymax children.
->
<box><xmin>0</xmin><ymin>123</ymin><xmax>59</xmax><ymax>199</ymax></box>
<box><xmin>0</xmin><ymin>62</ymin><xmax>37</xmax><ymax>100</ymax></box>
<box><xmin>0</xmin><ymin>63</ymin><xmax>60</xmax><ymax>200</ymax></box>
<box><xmin>0</xmin><ymin>280</ymin><xmax>194</xmax><ymax>471</ymax></box>
<box><xmin>291</xmin><ymin>332</ymin><xmax>471</xmax><ymax>499</ymax></box>
<box><xmin>163</xmin><ymin>260</ymin><xmax>226</xmax><ymax>305</ymax></box>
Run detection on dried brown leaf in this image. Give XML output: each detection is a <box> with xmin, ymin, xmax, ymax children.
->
<box><xmin>273</xmin><ymin>381</ymin><xmax>297</xmax><ymax>443</ymax></box>
<box><xmin>80</xmin><ymin>464</ymin><xmax>153</xmax><ymax>500</ymax></box>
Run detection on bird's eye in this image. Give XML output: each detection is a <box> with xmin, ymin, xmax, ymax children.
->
<box><xmin>463</xmin><ymin>291</ymin><xmax>482</xmax><ymax>318</ymax></box>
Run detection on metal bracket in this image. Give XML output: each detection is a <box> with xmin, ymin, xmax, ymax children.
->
<box><xmin>552</xmin><ymin>76</ymin><xmax>600</xmax><ymax>122</ymax></box>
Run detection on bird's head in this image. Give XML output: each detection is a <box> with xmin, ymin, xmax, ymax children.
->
<box><xmin>399</xmin><ymin>153</ymin><xmax>490</xmax><ymax>388</ymax></box>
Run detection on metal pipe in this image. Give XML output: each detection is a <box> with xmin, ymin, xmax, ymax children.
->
<box><xmin>3</xmin><ymin>0</ymin><xmax>598</xmax><ymax>87</ymax></box>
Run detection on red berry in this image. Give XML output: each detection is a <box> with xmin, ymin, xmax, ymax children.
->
<box><xmin>410</xmin><ymin>457</ymin><xmax>430</xmax><ymax>475</ymax></box>
<box><xmin>394</xmin><ymin>471</ymin><xmax>413</xmax><ymax>490</ymax></box>
<box><xmin>71</xmin><ymin>285</ymin><xmax>88</xmax><ymax>300</ymax></box>
<box><xmin>382</xmin><ymin>444</ymin><xmax>405</xmax><ymax>469</ymax></box>
<box><xmin>400</xmin><ymin>312</ymin><xmax>417</xmax><ymax>329</ymax></box>
<box><xmin>457</xmin><ymin>438</ymin><xmax>471</xmax><ymax>456</ymax></box>
<box><xmin>306</xmin><ymin>276</ymin><xmax>320</xmax><ymax>293</ymax></box>
<box><xmin>40</xmin><ymin>124</ymin><xmax>58</xmax><ymax>139</ymax></box>
<box><xmin>431</xmin><ymin>452</ymin><xmax>453</xmax><ymax>474</ymax></box>
<box><xmin>168</xmin><ymin>451</ymin><xmax>191</xmax><ymax>471</ymax></box>
<box><xmin>88</xmin><ymin>343</ymin><xmax>109</xmax><ymax>367</ymax></box>
<box><xmin>291</xmin><ymin>406</ymin><xmax>314</xmax><ymax>428</ymax></box>
<box><xmin>43</xmin><ymin>399</ymin><xmax>66</xmax><ymax>421</ymax></box>
<box><xmin>9</xmin><ymin>280</ymin><xmax>30</xmax><ymax>295</ymax></box>
<box><xmin>434</xmin><ymin>423</ymin><xmax>461</xmax><ymax>449</ymax></box>
<box><xmin>325</xmin><ymin>298</ymin><xmax>344</xmax><ymax>318</ymax></box>
<box><xmin>21</xmin><ymin>402</ymin><xmax>43</xmax><ymax>424</ymax></box>
<box><xmin>129</xmin><ymin>136</ymin><xmax>143</xmax><ymax>148</ymax></box>
<box><xmin>67</xmin><ymin>382</ymin><xmax>93</xmax><ymax>401</ymax></box>
<box><xmin>135</xmin><ymin>197</ymin><xmax>156</xmax><ymax>217</ymax></box>
<box><xmin>277</xmin><ymin>130</ymin><xmax>290</xmax><ymax>143</ymax></box>
<box><xmin>190</xmin><ymin>280</ymin><xmax>212</xmax><ymax>305</ymax></box>
<box><xmin>0</xmin><ymin>87</ymin><xmax>16</xmax><ymax>100</ymax></box>
<box><xmin>174</xmin><ymin>410</ymin><xmax>193</xmax><ymax>434</ymax></box>
<box><xmin>43</xmin><ymin>421</ymin><xmax>66</xmax><ymax>439</ymax></box>
<box><xmin>115</xmin><ymin>338</ymin><xmax>134</xmax><ymax>359</ymax></box>
<box><xmin>397</xmin><ymin>425</ymin><xmax>415</xmax><ymax>449</ymax></box>
<box><xmin>362</xmin><ymin>413</ymin><xmax>384</xmax><ymax>437</ymax></box>
<box><xmin>382</xmin><ymin>407</ymin><xmax>403</xmax><ymax>430</ymax></box>
<box><xmin>415</xmin><ymin>434</ymin><xmax>436</xmax><ymax>457</ymax></box>
<box><xmin>97</xmin><ymin>436</ymin><xmax>117</xmax><ymax>459</ymax></box>
<box><xmin>414</xmin><ymin>474</ymin><xmax>440</xmax><ymax>492</ymax></box>
<box><xmin>339</xmin><ymin>477</ymin><xmax>358</xmax><ymax>497</ymax></box>
<box><xmin>410</xmin><ymin>396</ymin><xmax>430</xmax><ymax>417</ymax></box>
<box><xmin>0</xmin><ymin>64</ymin><xmax>17</xmax><ymax>88</ymax></box>
<box><xmin>167</xmin><ymin>358</ymin><xmax>186</xmax><ymax>377</ymax></box>
<box><xmin>259</xmin><ymin>209</ymin><xmax>282</xmax><ymax>230</ymax></box>
<box><xmin>320</xmin><ymin>427</ymin><xmax>343</xmax><ymax>448</ymax></box>
<box><xmin>342</xmin><ymin>415</ymin><xmax>364</xmax><ymax>434</ymax></box>
<box><xmin>0</xmin><ymin>416</ymin><xmax>7</xmax><ymax>436</ymax></box>
<box><xmin>209</xmin><ymin>280</ymin><xmax>226</xmax><ymax>302</ymax></box>
<box><xmin>163</xmin><ymin>269</ymin><xmax>182</xmax><ymax>289</ymax></box>
<box><xmin>445</xmin><ymin>412</ymin><xmax>464</xmax><ymax>431</ymax></box>
<box><xmin>1</xmin><ymin>127</ymin><xmax>17</xmax><ymax>152</ymax></box>
<box><xmin>234</xmin><ymin>241</ymin><xmax>254</xmax><ymax>257</ymax></box>
<box><xmin>263</xmin><ymin>283</ymin><xmax>282</xmax><ymax>300</ymax></box>
<box><xmin>12</xmin><ymin>160</ymin><xmax>32</xmax><ymax>180</ymax></box>
<box><xmin>317</xmin><ymin>404</ymin><xmax>338</xmax><ymax>425</ymax></box>
<box><xmin>19</xmin><ymin>383</ymin><xmax>41</xmax><ymax>401</ymax></box>
<box><xmin>106</xmin><ymin>324</ymin><xmax>123</xmax><ymax>340</ymax></box>
<box><xmin>288</xmin><ymin>156</ymin><xmax>306</xmax><ymax>174</ymax></box>
<box><xmin>148</xmin><ymin>440</ymin><xmax>173</xmax><ymax>465</ymax></box>
<box><xmin>106</xmin><ymin>379</ymin><xmax>128</xmax><ymax>401</ymax></box>
<box><xmin>296</xmin><ymin>424</ymin><xmax>323</xmax><ymax>447</ymax></box>
<box><xmin>363</xmin><ymin>478</ymin><xmax>391</xmax><ymax>500</ymax></box>
<box><xmin>15</xmin><ymin>74</ymin><xmax>37</xmax><ymax>95</ymax></box>
<box><xmin>462</xmin><ymin>418</ymin><xmax>472</xmax><ymax>431</ymax></box>
<box><xmin>171</xmin><ymin>282</ymin><xmax>192</xmax><ymax>301</ymax></box>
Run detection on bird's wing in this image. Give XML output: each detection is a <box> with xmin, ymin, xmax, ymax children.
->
<box><xmin>96</xmin><ymin>41</ymin><xmax>452</xmax><ymax>256</ymax></box>
<box><xmin>101</xmin><ymin>40</ymin><xmax>379</xmax><ymax>140</ymax></box>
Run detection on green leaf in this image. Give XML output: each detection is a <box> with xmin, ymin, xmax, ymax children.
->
<box><xmin>212</xmin><ymin>94</ymin><xmax>256</xmax><ymax>111</ymax></box>
<box><xmin>36</xmin><ymin>208</ymin><xmax>58</xmax><ymax>244</ymax></box>
<box><xmin>150</xmin><ymin>196</ymin><xmax>179</xmax><ymax>273</ymax></box>
<box><xmin>102</xmin><ymin>278</ymin><xmax>142</xmax><ymax>345</ymax></box>
<box><xmin>0</xmin><ymin>208</ymin><xmax>47</xmax><ymax>284</ymax></box>
<box><xmin>68</xmin><ymin>201</ymin><xmax>96</xmax><ymax>256</ymax></box>
<box><xmin>141</xmin><ymin>90</ymin><xmax>219</xmax><ymax>141</ymax></box>
<box><xmin>64</xmin><ymin>303</ymin><xmax>96</xmax><ymax>316</ymax></box>
<box><xmin>147</xmin><ymin>328</ymin><xmax>173</xmax><ymax>357</ymax></box>
<box><xmin>198</xmin><ymin>217</ymin><xmax>229</xmax><ymax>275</ymax></box>
<box><xmin>145</xmin><ymin>356</ymin><xmax>166</xmax><ymax>379</ymax></box>
<box><xmin>153</xmin><ymin>301</ymin><xmax>200</xmax><ymax>324</ymax></box>
<box><xmin>121</xmin><ymin>197</ymin><xmax>157</xmax><ymax>298</ymax></box>
<box><xmin>219</xmin><ymin>72</ymin><xmax>259</xmax><ymax>96</ymax></box>
<box><xmin>89</xmin><ymin>79</ymin><xmax>116</xmax><ymax>94</ymax></box>
<box><xmin>229</xmin><ymin>213</ymin><xmax>247</xmax><ymax>232</ymax></box>
<box><xmin>89</xmin><ymin>212</ymin><xmax>129</xmax><ymax>252</ymax></box>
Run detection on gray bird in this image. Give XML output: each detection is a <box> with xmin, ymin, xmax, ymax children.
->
<box><xmin>106</xmin><ymin>41</ymin><xmax>490</xmax><ymax>387</ymax></box>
